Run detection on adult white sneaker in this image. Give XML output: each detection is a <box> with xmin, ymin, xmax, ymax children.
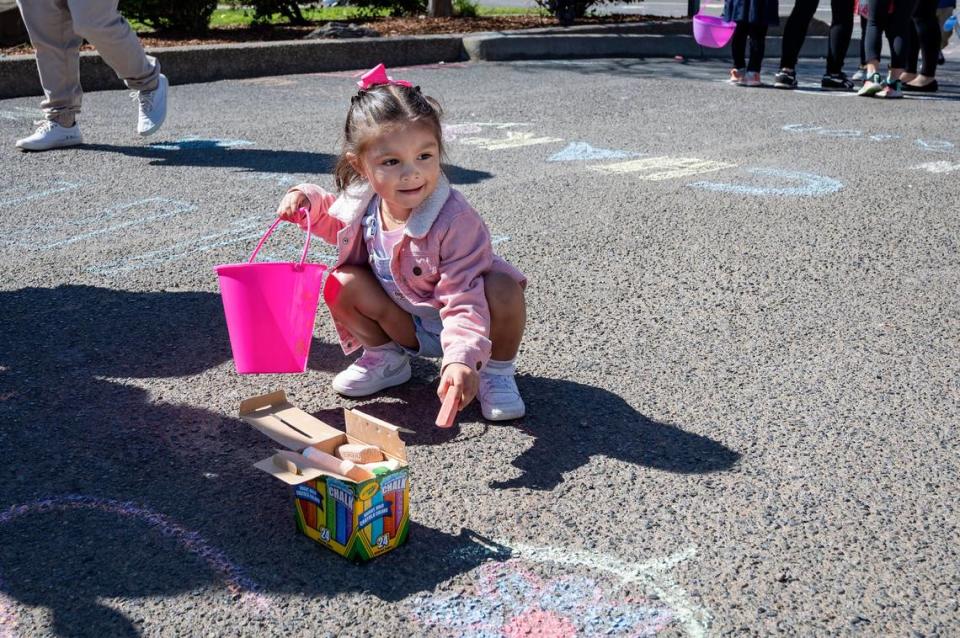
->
<box><xmin>331</xmin><ymin>348</ymin><xmax>411</xmax><ymax>397</ymax></box>
<box><xmin>134</xmin><ymin>73</ymin><xmax>168</xmax><ymax>136</ymax></box>
<box><xmin>15</xmin><ymin>120</ymin><xmax>83</xmax><ymax>151</ymax></box>
<box><xmin>478</xmin><ymin>370</ymin><xmax>525</xmax><ymax>421</ymax></box>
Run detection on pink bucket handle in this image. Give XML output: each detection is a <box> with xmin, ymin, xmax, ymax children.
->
<box><xmin>248</xmin><ymin>207</ymin><xmax>312</xmax><ymax>268</ymax></box>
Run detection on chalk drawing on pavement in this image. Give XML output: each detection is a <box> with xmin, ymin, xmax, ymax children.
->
<box><xmin>689</xmin><ymin>168</ymin><xmax>843</xmax><ymax>196</ymax></box>
<box><xmin>0</xmin><ymin>494</ymin><xmax>273</xmax><ymax>637</ymax></box>
<box><xmin>149</xmin><ymin>137</ymin><xmax>255</xmax><ymax>151</ymax></box>
<box><xmin>491</xmin><ymin>235</ymin><xmax>511</xmax><ymax>246</ymax></box>
<box><xmin>911</xmin><ymin>160</ymin><xmax>960</xmax><ymax>174</ymax></box>
<box><xmin>444</xmin><ymin>122</ymin><xmax>529</xmax><ymax>141</ymax></box>
<box><xmin>0</xmin><ymin>179</ymin><xmax>81</xmax><ymax>209</ymax></box>
<box><xmin>591</xmin><ymin>157</ymin><xmax>736</xmax><ymax>181</ymax></box>
<box><xmin>915</xmin><ymin>139</ymin><xmax>956</xmax><ymax>153</ymax></box>
<box><xmin>239</xmin><ymin>172</ymin><xmax>301</xmax><ymax>187</ymax></box>
<box><xmin>89</xmin><ymin>215</ymin><xmax>268</xmax><ymax>274</ymax></box>
<box><xmin>783</xmin><ymin>124</ymin><xmax>956</xmax><ymax>154</ymax></box>
<box><xmin>548</xmin><ymin>142</ymin><xmax>645</xmax><ymax>162</ymax></box>
<box><xmin>0</xmin><ymin>107</ymin><xmax>40</xmax><ymax>122</ymax></box>
<box><xmin>411</xmin><ymin>538</ymin><xmax>710</xmax><ymax>638</ymax></box>
<box><xmin>4</xmin><ymin>198</ymin><xmax>197</xmax><ymax>251</ymax></box>
<box><xmin>0</xmin><ymin>576</ymin><xmax>17</xmax><ymax>638</ymax></box>
<box><xmin>459</xmin><ymin>131</ymin><xmax>564</xmax><ymax>151</ymax></box>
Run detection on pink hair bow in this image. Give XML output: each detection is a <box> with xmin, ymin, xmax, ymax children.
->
<box><xmin>357</xmin><ymin>63</ymin><xmax>413</xmax><ymax>90</ymax></box>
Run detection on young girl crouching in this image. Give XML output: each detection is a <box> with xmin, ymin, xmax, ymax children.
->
<box><xmin>276</xmin><ymin>64</ymin><xmax>527</xmax><ymax>421</ymax></box>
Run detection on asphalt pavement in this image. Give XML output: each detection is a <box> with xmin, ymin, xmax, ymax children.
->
<box><xmin>1</xmin><ymin>54</ymin><xmax>959</xmax><ymax>637</ymax></box>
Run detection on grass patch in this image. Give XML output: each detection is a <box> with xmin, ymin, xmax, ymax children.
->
<box><xmin>127</xmin><ymin>5</ymin><xmax>547</xmax><ymax>30</ymax></box>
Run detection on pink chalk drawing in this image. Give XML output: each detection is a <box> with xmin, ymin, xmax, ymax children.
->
<box><xmin>0</xmin><ymin>578</ymin><xmax>18</xmax><ymax>638</ymax></box>
<box><xmin>409</xmin><ymin>558</ymin><xmax>675</xmax><ymax>637</ymax></box>
<box><xmin>0</xmin><ymin>494</ymin><xmax>273</xmax><ymax>637</ymax></box>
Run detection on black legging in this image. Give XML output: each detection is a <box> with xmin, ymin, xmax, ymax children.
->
<box><xmin>864</xmin><ymin>0</ymin><xmax>915</xmax><ymax>68</ymax></box>
<box><xmin>780</xmin><ymin>0</ymin><xmax>855</xmax><ymax>74</ymax></box>
<box><xmin>905</xmin><ymin>0</ymin><xmax>941</xmax><ymax>76</ymax></box>
<box><xmin>732</xmin><ymin>21</ymin><xmax>769</xmax><ymax>71</ymax></box>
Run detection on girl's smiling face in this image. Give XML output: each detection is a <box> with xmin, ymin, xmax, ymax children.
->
<box><xmin>352</xmin><ymin>123</ymin><xmax>441</xmax><ymax>221</ymax></box>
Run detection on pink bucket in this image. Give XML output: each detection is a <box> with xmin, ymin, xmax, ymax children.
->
<box><xmin>693</xmin><ymin>12</ymin><xmax>736</xmax><ymax>48</ymax></box>
<box><xmin>214</xmin><ymin>211</ymin><xmax>326</xmax><ymax>374</ymax></box>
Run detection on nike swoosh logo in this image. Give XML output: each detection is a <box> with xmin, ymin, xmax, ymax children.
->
<box><xmin>381</xmin><ymin>361</ymin><xmax>408</xmax><ymax>378</ymax></box>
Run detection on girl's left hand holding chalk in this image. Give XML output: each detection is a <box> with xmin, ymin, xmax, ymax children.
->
<box><xmin>437</xmin><ymin>362</ymin><xmax>478</xmax><ymax>410</ymax></box>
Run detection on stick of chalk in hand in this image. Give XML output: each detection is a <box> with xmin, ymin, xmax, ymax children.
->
<box><xmin>435</xmin><ymin>386</ymin><xmax>460</xmax><ymax>428</ymax></box>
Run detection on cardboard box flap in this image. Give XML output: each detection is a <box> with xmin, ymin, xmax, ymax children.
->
<box><xmin>253</xmin><ymin>454</ymin><xmax>325</xmax><ymax>486</ymax></box>
<box><xmin>345</xmin><ymin>409</ymin><xmax>407</xmax><ymax>461</ymax></box>
<box><xmin>239</xmin><ymin>390</ymin><xmax>343</xmax><ymax>451</ymax></box>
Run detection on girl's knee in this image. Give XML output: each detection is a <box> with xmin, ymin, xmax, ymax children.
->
<box><xmin>484</xmin><ymin>272</ymin><xmax>525</xmax><ymax>314</ymax></box>
<box><xmin>324</xmin><ymin>265</ymin><xmax>374</xmax><ymax>309</ymax></box>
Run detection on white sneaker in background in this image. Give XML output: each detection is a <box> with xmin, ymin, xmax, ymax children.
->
<box><xmin>478</xmin><ymin>368</ymin><xmax>525</xmax><ymax>421</ymax></box>
<box><xmin>134</xmin><ymin>73</ymin><xmax>168</xmax><ymax>136</ymax></box>
<box><xmin>331</xmin><ymin>347</ymin><xmax>411</xmax><ymax>397</ymax></box>
<box><xmin>15</xmin><ymin>120</ymin><xmax>83</xmax><ymax>151</ymax></box>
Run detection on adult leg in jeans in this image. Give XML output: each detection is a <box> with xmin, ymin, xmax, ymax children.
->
<box><xmin>748</xmin><ymin>23</ymin><xmax>769</xmax><ymax>71</ymax></box>
<box><xmin>826</xmin><ymin>0</ymin><xmax>855</xmax><ymax>74</ymax></box>
<box><xmin>779</xmin><ymin>0</ymin><xmax>820</xmax><ymax>71</ymax></box>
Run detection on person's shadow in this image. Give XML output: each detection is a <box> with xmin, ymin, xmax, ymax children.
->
<box><xmin>78</xmin><ymin>140</ymin><xmax>495</xmax><ymax>184</ymax></box>
<box><xmin>335</xmin><ymin>376</ymin><xmax>741</xmax><ymax>491</ymax></box>
<box><xmin>0</xmin><ymin>285</ymin><xmax>507</xmax><ymax>637</ymax></box>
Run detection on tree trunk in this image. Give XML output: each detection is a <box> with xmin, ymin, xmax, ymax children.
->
<box><xmin>428</xmin><ymin>0</ymin><xmax>453</xmax><ymax>18</ymax></box>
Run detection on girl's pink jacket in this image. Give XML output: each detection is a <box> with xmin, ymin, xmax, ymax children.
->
<box><xmin>292</xmin><ymin>175</ymin><xmax>526</xmax><ymax>373</ymax></box>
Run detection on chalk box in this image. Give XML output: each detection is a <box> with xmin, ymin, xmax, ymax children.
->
<box><xmin>239</xmin><ymin>390</ymin><xmax>410</xmax><ymax>561</ymax></box>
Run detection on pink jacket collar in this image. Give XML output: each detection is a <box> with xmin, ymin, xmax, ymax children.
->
<box><xmin>327</xmin><ymin>174</ymin><xmax>452</xmax><ymax>239</ymax></box>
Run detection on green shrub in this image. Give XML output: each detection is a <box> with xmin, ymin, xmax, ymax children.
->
<box><xmin>533</xmin><ymin>0</ymin><xmax>639</xmax><ymax>25</ymax></box>
<box><xmin>453</xmin><ymin>0</ymin><xmax>480</xmax><ymax>17</ymax></box>
<box><xmin>246</xmin><ymin>1</ymin><xmax>310</xmax><ymax>24</ymax></box>
<box><xmin>119</xmin><ymin>0</ymin><xmax>217</xmax><ymax>31</ymax></box>
<box><xmin>350</xmin><ymin>0</ymin><xmax>427</xmax><ymax>18</ymax></box>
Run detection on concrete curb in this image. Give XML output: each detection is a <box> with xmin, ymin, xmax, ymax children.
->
<box><xmin>0</xmin><ymin>26</ymin><xmax>857</xmax><ymax>99</ymax></box>
<box><xmin>462</xmin><ymin>33</ymin><xmax>860</xmax><ymax>63</ymax></box>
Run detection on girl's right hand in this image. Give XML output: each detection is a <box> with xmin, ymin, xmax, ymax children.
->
<box><xmin>276</xmin><ymin>190</ymin><xmax>310</xmax><ymax>223</ymax></box>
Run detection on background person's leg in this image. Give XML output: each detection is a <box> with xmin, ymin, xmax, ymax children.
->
<box><xmin>826</xmin><ymin>0</ymin><xmax>856</xmax><ymax>74</ymax></box>
<box><xmin>779</xmin><ymin>0</ymin><xmax>821</xmax><ymax>70</ymax></box>
<box><xmin>913</xmin><ymin>0</ymin><xmax>941</xmax><ymax>77</ymax></box>
<box><xmin>66</xmin><ymin>0</ymin><xmax>159</xmax><ymax>91</ymax></box>
<box><xmin>16</xmin><ymin>0</ymin><xmax>83</xmax><ymax>126</ymax></box>
<box><xmin>747</xmin><ymin>23</ymin><xmax>769</xmax><ymax>72</ymax></box>
<box><xmin>731</xmin><ymin>21</ymin><xmax>749</xmax><ymax>70</ymax></box>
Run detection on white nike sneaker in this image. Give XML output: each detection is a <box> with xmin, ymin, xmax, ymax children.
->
<box><xmin>134</xmin><ymin>73</ymin><xmax>168</xmax><ymax>136</ymax></box>
<box><xmin>331</xmin><ymin>347</ymin><xmax>411</xmax><ymax>397</ymax></box>
<box><xmin>15</xmin><ymin>120</ymin><xmax>83</xmax><ymax>151</ymax></box>
<box><xmin>478</xmin><ymin>369</ymin><xmax>525</xmax><ymax>421</ymax></box>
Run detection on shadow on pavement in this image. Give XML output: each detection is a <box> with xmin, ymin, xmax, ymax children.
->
<box><xmin>345</xmin><ymin>376</ymin><xmax>741</xmax><ymax>492</ymax></box>
<box><xmin>0</xmin><ymin>285</ymin><xmax>515</xmax><ymax>635</ymax></box>
<box><xmin>78</xmin><ymin>142</ymin><xmax>496</xmax><ymax>184</ymax></box>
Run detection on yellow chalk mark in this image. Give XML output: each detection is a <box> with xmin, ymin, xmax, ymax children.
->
<box><xmin>459</xmin><ymin>131</ymin><xmax>564</xmax><ymax>150</ymax></box>
<box><xmin>592</xmin><ymin>156</ymin><xmax>736</xmax><ymax>181</ymax></box>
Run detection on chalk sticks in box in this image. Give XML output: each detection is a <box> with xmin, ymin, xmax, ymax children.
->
<box><xmin>240</xmin><ymin>390</ymin><xmax>411</xmax><ymax>562</ymax></box>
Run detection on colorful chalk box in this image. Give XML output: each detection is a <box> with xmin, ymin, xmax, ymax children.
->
<box><xmin>239</xmin><ymin>391</ymin><xmax>410</xmax><ymax>561</ymax></box>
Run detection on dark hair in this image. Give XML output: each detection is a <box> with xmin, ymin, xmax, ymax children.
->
<box><xmin>334</xmin><ymin>83</ymin><xmax>445</xmax><ymax>192</ymax></box>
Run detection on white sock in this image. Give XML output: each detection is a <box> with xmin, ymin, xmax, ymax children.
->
<box><xmin>366</xmin><ymin>341</ymin><xmax>404</xmax><ymax>355</ymax></box>
<box><xmin>483</xmin><ymin>358</ymin><xmax>516</xmax><ymax>375</ymax></box>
